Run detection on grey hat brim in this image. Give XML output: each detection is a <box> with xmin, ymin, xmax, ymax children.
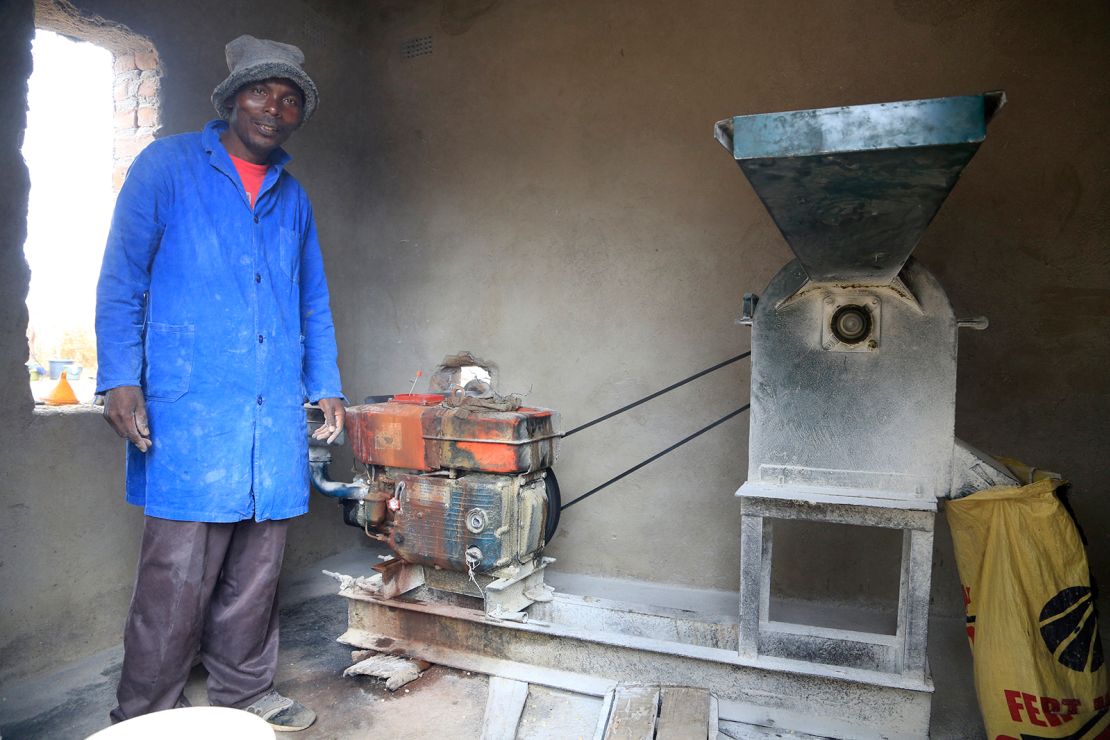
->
<box><xmin>211</xmin><ymin>62</ymin><xmax>318</xmax><ymax>123</ymax></box>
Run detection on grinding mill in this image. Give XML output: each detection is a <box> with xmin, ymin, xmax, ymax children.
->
<box><xmin>716</xmin><ymin>92</ymin><xmax>1015</xmax><ymax>683</ymax></box>
<box><xmin>316</xmin><ymin>93</ymin><xmax>1011</xmax><ymax>739</ymax></box>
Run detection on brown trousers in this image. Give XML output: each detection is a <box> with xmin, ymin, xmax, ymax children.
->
<box><xmin>110</xmin><ymin>516</ymin><xmax>290</xmax><ymax>723</ymax></box>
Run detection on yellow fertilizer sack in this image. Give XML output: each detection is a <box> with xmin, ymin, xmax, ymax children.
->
<box><xmin>948</xmin><ymin>462</ymin><xmax>1109</xmax><ymax>740</ymax></box>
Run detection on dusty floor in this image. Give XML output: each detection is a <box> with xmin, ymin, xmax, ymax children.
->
<box><xmin>0</xmin><ymin>547</ymin><xmax>984</xmax><ymax>739</ymax></box>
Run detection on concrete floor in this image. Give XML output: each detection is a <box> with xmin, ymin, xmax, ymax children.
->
<box><xmin>0</xmin><ymin>547</ymin><xmax>985</xmax><ymax>739</ymax></box>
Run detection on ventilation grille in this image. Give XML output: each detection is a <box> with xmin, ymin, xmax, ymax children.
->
<box><xmin>401</xmin><ymin>35</ymin><xmax>433</xmax><ymax>59</ymax></box>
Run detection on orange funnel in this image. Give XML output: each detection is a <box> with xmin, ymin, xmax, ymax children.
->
<box><xmin>44</xmin><ymin>371</ymin><xmax>79</xmax><ymax>405</ymax></box>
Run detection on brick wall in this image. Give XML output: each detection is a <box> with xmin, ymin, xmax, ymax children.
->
<box><xmin>31</xmin><ymin>0</ymin><xmax>163</xmax><ymax>191</ymax></box>
<box><xmin>110</xmin><ymin>49</ymin><xmax>160</xmax><ymax>191</ymax></box>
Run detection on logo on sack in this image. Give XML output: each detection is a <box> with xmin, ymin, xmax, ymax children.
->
<box><xmin>1039</xmin><ymin>586</ymin><xmax>1104</xmax><ymax>672</ymax></box>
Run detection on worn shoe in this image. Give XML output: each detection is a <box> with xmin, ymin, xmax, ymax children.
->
<box><xmin>244</xmin><ymin>689</ymin><xmax>317</xmax><ymax>732</ymax></box>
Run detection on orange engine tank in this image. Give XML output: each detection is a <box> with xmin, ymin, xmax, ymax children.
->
<box><xmin>346</xmin><ymin>395</ymin><xmax>560</xmax><ymax>474</ymax></box>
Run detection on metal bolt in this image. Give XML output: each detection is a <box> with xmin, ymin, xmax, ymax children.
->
<box><xmin>465</xmin><ymin>546</ymin><xmax>483</xmax><ymax>566</ymax></box>
<box><xmin>465</xmin><ymin>508</ymin><xmax>489</xmax><ymax>534</ymax></box>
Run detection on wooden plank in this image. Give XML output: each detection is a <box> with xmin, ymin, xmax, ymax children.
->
<box><xmin>480</xmin><ymin>676</ymin><xmax>529</xmax><ymax>740</ymax></box>
<box><xmin>592</xmin><ymin>689</ymin><xmax>617</xmax><ymax>740</ymax></box>
<box><xmin>656</xmin><ymin>687</ymin><xmax>710</xmax><ymax>740</ymax></box>
<box><xmin>602</xmin><ymin>685</ymin><xmax>660</xmax><ymax>740</ymax></box>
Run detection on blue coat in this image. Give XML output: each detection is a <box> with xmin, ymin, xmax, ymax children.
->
<box><xmin>95</xmin><ymin>120</ymin><xmax>343</xmax><ymax>522</ymax></box>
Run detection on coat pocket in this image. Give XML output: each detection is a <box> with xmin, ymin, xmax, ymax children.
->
<box><xmin>278</xmin><ymin>226</ymin><xmax>303</xmax><ymax>284</ymax></box>
<box><xmin>144</xmin><ymin>323</ymin><xmax>195</xmax><ymax>401</ymax></box>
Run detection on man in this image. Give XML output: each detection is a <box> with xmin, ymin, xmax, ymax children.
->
<box><xmin>95</xmin><ymin>35</ymin><xmax>344</xmax><ymax>731</ymax></box>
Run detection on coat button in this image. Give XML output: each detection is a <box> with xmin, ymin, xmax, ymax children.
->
<box><xmin>254</xmin><ymin>273</ymin><xmax>261</xmax><ymax>283</ymax></box>
<box><xmin>258</xmin><ymin>334</ymin><xmax>264</xmax><ymax>344</ymax></box>
<box><xmin>253</xmin><ymin>215</ymin><xmax>259</xmax><ymax>224</ymax></box>
<box><xmin>257</xmin><ymin>395</ymin><xmax>263</xmax><ymax>405</ymax></box>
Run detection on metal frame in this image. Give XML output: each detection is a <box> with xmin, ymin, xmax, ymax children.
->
<box><xmin>336</xmin><ymin>583</ymin><xmax>934</xmax><ymax>739</ymax></box>
<box><xmin>331</xmin><ymin>492</ymin><xmax>937</xmax><ymax>738</ymax></box>
<box><xmin>372</xmin><ymin>555</ymin><xmax>555</xmax><ymax>618</ymax></box>
<box><xmin>738</xmin><ymin>494</ymin><xmax>935</xmax><ymax>680</ymax></box>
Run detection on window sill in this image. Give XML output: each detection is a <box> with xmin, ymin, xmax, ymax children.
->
<box><xmin>32</xmin><ymin>403</ymin><xmax>103</xmax><ymax>417</ymax></box>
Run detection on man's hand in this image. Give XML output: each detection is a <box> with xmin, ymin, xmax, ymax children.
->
<box><xmin>313</xmin><ymin>397</ymin><xmax>346</xmax><ymax>444</ymax></box>
<box><xmin>104</xmin><ymin>386</ymin><xmax>153</xmax><ymax>452</ymax></box>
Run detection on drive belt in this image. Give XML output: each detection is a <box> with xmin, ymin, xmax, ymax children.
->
<box><xmin>561</xmin><ymin>350</ymin><xmax>750</xmax><ymax>438</ymax></box>
<box><xmin>559</xmin><ymin>351</ymin><xmax>751</xmax><ymax>511</ymax></box>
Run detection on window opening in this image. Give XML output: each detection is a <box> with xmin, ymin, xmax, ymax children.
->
<box><xmin>23</xmin><ymin>30</ymin><xmax>114</xmax><ymax>404</ymax></box>
<box><xmin>23</xmin><ymin>7</ymin><xmax>161</xmax><ymax>407</ymax></box>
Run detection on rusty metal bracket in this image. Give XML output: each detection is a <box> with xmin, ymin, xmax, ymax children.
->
<box><xmin>365</xmin><ymin>555</ymin><xmax>556</xmax><ymax>618</ymax></box>
<box><xmin>371</xmin><ymin>557</ymin><xmax>426</xmax><ymax>600</ymax></box>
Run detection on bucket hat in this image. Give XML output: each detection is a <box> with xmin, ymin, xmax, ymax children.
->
<box><xmin>211</xmin><ymin>35</ymin><xmax>318</xmax><ymax>123</ymax></box>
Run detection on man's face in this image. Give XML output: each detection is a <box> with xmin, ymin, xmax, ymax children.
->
<box><xmin>222</xmin><ymin>78</ymin><xmax>304</xmax><ymax>163</ymax></box>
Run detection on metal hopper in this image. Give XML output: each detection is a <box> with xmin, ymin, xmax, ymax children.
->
<box><xmin>715</xmin><ymin>92</ymin><xmax>1005</xmax><ymax>284</ymax></box>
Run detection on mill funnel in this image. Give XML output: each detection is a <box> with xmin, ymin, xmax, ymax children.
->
<box><xmin>715</xmin><ymin>92</ymin><xmax>1004</xmax><ymax>283</ymax></box>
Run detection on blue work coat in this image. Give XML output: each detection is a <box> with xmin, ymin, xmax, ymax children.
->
<box><xmin>95</xmin><ymin>120</ymin><xmax>343</xmax><ymax>522</ymax></box>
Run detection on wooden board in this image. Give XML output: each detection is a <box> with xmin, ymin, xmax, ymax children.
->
<box><xmin>480</xmin><ymin>676</ymin><xmax>529</xmax><ymax>740</ymax></box>
<box><xmin>602</xmin><ymin>686</ymin><xmax>661</xmax><ymax>740</ymax></box>
<box><xmin>598</xmin><ymin>685</ymin><xmax>715</xmax><ymax>740</ymax></box>
<box><xmin>656</xmin><ymin>687</ymin><xmax>710</xmax><ymax>740</ymax></box>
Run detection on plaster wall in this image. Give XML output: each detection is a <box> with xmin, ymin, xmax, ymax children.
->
<box><xmin>1</xmin><ymin>0</ymin><xmax>1107</xmax><ymax>687</ymax></box>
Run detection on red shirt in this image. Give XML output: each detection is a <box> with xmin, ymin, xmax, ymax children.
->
<box><xmin>229</xmin><ymin>154</ymin><xmax>269</xmax><ymax>208</ymax></box>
